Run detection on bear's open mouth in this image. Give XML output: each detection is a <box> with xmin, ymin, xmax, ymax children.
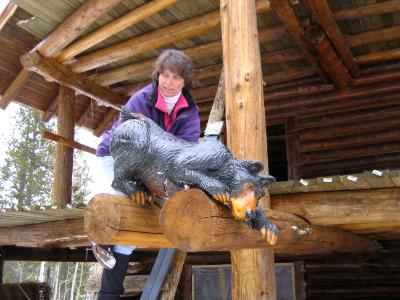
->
<box><xmin>230</xmin><ymin>190</ymin><xmax>258</xmax><ymax>220</ymax></box>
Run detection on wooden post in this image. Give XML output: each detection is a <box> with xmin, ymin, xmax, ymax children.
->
<box><xmin>220</xmin><ymin>0</ymin><xmax>276</xmax><ymax>298</ymax></box>
<box><xmin>52</xmin><ymin>86</ymin><xmax>75</xmax><ymax>205</ymax></box>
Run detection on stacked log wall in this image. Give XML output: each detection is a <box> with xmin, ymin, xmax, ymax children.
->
<box><xmin>291</xmin><ymin>104</ymin><xmax>400</xmax><ymax>179</ymax></box>
<box><xmin>301</xmin><ymin>246</ymin><xmax>400</xmax><ymax>300</ymax></box>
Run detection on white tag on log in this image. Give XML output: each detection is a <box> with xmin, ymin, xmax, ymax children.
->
<box><xmin>323</xmin><ymin>177</ymin><xmax>333</xmax><ymax>183</ymax></box>
<box><xmin>300</xmin><ymin>179</ymin><xmax>309</xmax><ymax>186</ymax></box>
<box><xmin>347</xmin><ymin>175</ymin><xmax>358</xmax><ymax>182</ymax></box>
<box><xmin>372</xmin><ymin>170</ymin><xmax>383</xmax><ymax>176</ymax></box>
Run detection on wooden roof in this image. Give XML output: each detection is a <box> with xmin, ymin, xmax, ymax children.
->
<box><xmin>1</xmin><ymin>0</ymin><xmax>400</xmax><ymax>135</ymax></box>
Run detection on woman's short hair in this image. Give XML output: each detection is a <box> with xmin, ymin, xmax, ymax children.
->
<box><xmin>152</xmin><ymin>49</ymin><xmax>194</xmax><ymax>89</ymax></box>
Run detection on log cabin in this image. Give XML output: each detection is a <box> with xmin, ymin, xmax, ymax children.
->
<box><xmin>0</xmin><ymin>0</ymin><xmax>400</xmax><ymax>299</ymax></box>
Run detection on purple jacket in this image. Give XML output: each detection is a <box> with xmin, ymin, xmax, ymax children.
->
<box><xmin>97</xmin><ymin>82</ymin><xmax>201</xmax><ymax>156</ymax></box>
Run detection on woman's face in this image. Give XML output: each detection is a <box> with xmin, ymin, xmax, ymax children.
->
<box><xmin>158</xmin><ymin>69</ymin><xmax>185</xmax><ymax>97</ymax></box>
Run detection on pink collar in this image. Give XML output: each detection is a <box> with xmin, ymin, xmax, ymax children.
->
<box><xmin>155</xmin><ymin>88</ymin><xmax>188</xmax><ymax>130</ymax></box>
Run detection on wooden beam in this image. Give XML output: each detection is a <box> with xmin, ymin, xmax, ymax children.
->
<box><xmin>261</xmin><ymin>47</ymin><xmax>304</xmax><ymax>64</ymax></box>
<box><xmin>94</xmin><ymin>108</ymin><xmax>119</xmax><ymax>137</ymax></box>
<box><xmin>308</xmin><ymin>0</ymin><xmax>360</xmax><ymax>77</ymax></box>
<box><xmin>264</xmin><ymin>66</ymin><xmax>315</xmax><ymax>85</ymax></box>
<box><xmin>346</xmin><ymin>25</ymin><xmax>400</xmax><ymax>48</ymax></box>
<box><xmin>159</xmin><ymin>189</ymin><xmax>380</xmax><ymax>255</ymax></box>
<box><xmin>0</xmin><ymin>2</ymin><xmax>17</xmax><ymax>32</ymax></box>
<box><xmin>304</xmin><ymin>25</ymin><xmax>352</xmax><ymax>89</ymax></box>
<box><xmin>70</xmin><ymin>0</ymin><xmax>272</xmax><ymax>73</ymax></box>
<box><xmin>0</xmin><ymin>218</ymin><xmax>85</xmax><ymax>246</ymax></box>
<box><xmin>220</xmin><ymin>0</ymin><xmax>276</xmax><ymax>298</ymax></box>
<box><xmin>270</xmin><ymin>0</ymin><xmax>327</xmax><ymax>81</ymax></box>
<box><xmin>356</xmin><ymin>47</ymin><xmax>400</xmax><ymax>65</ymax></box>
<box><xmin>53</xmin><ymin>86</ymin><xmax>74</xmax><ymax>205</ymax></box>
<box><xmin>265</xmin><ymin>83</ymin><xmax>335</xmax><ymax>101</ymax></box>
<box><xmin>0</xmin><ymin>69</ymin><xmax>32</xmax><ymax>109</ymax></box>
<box><xmin>42</xmin><ymin>130</ymin><xmax>96</xmax><ymax>155</ymax></box>
<box><xmin>20</xmin><ymin>51</ymin><xmax>127</xmax><ymax>110</ymax></box>
<box><xmin>35</xmin><ymin>0</ymin><xmax>121</xmax><ymax>57</ymax></box>
<box><xmin>56</xmin><ymin>0</ymin><xmax>177</xmax><ymax>62</ymax></box>
<box><xmin>42</xmin><ymin>93</ymin><xmax>59</xmax><ymax>122</ymax></box>
<box><xmin>333</xmin><ymin>0</ymin><xmax>400</xmax><ymax>21</ymax></box>
<box><xmin>84</xmin><ymin>194</ymin><xmax>174</xmax><ymax>248</ymax></box>
<box><xmin>272</xmin><ymin>188</ymin><xmax>400</xmax><ymax>231</ymax></box>
<box><xmin>266</xmin><ymin>79</ymin><xmax>400</xmax><ymax>113</ymax></box>
<box><xmin>85</xmin><ymin>192</ymin><xmax>380</xmax><ymax>254</ymax></box>
<box><xmin>91</xmin><ymin>24</ymin><xmax>289</xmax><ymax>86</ymax></box>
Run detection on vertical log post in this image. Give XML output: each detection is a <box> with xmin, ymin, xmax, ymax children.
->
<box><xmin>220</xmin><ymin>1</ymin><xmax>276</xmax><ymax>299</ymax></box>
<box><xmin>52</xmin><ymin>86</ymin><xmax>75</xmax><ymax>205</ymax></box>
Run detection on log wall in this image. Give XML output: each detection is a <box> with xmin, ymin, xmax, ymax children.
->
<box><xmin>301</xmin><ymin>250</ymin><xmax>400</xmax><ymax>300</ymax></box>
<box><xmin>285</xmin><ymin>102</ymin><xmax>400</xmax><ymax>179</ymax></box>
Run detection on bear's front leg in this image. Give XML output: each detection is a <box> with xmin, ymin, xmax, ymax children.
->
<box><xmin>244</xmin><ymin>206</ymin><xmax>278</xmax><ymax>246</ymax></box>
<box><xmin>112</xmin><ymin>177</ymin><xmax>151</xmax><ymax>206</ymax></box>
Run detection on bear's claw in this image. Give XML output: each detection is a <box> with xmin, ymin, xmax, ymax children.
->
<box><xmin>130</xmin><ymin>191</ymin><xmax>151</xmax><ymax>206</ymax></box>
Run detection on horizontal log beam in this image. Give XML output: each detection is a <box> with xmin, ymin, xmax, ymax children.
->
<box><xmin>20</xmin><ymin>51</ymin><xmax>127</xmax><ymax>110</ymax></box>
<box><xmin>56</xmin><ymin>0</ymin><xmax>177</xmax><ymax>62</ymax></box>
<box><xmin>333</xmin><ymin>0</ymin><xmax>400</xmax><ymax>21</ymax></box>
<box><xmin>71</xmin><ymin>0</ymin><xmax>272</xmax><ymax>73</ymax></box>
<box><xmin>160</xmin><ymin>189</ymin><xmax>379</xmax><ymax>253</ymax></box>
<box><xmin>3</xmin><ymin>186</ymin><xmax>399</xmax><ymax>250</ymax></box>
<box><xmin>0</xmin><ymin>69</ymin><xmax>32</xmax><ymax>109</ymax></box>
<box><xmin>299</xmin><ymin>141</ymin><xmax>400</xmax><ymax>165</ymax></box>
<box><xmin>356</xmin><ymin>47</ymin><xmax>400</xmax><ymax>65</ymax></box>
<box><xmin>0</xmin><ymin>218</ymin><xmax>85</xmax><ymax>246</ymax></box>
<box><xmin>35</xmin><ymin>0</ymin><xmax>121</xmax><ymax>57</ymax></box>
<box><xmin>346</xmin><ymin>25</ymin><xmax>400</xmax><ymax>48</ymax></box>
<box><xmin>42</xmin><ymin>130</ymin><xmax>96</xmax><ymax>155</ymax></box>
<box><xmin>90</xmin><ymin>24</ymin><xmax>288</xmax><ymax>87</ymax></box>
<box><xmin>85</xmin><ymin>192</ymin><xmax>379</xmax><ymax>255</ymax></box>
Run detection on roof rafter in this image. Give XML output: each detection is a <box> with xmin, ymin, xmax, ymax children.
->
<box><xmin>20</xmin><ymin>51</ymin><xmax>126</xmax><ymax>110</ymax></box>
<box><xmin>35</xmin><ymin>0</ymin><xmax>121</xmax><ymax>57</ymax></box>
<box><xmin>56</xmin><ymin>0</ymin><xmax>178</xmax><ymax>62</ymax></box>
<box><xmin>270</xmin><ymin>0</ymin><xmax>327</xmax><ymax>81</ymax></box>
<box><xmin>70</xmin><ymin>0</ymin><xmax>272</xmax><ymax>73</ymax></box>
<box><xmin>308</xmin><ymin>0</ymin><xmax>359</xmax><ymax>77</ymax></box>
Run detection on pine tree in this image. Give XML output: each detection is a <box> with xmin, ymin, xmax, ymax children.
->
<box><xmin>0</xmin><ymin>105</ymin><xmax>93</xmax><ymax>207</ymax></box>
<box><xmin>0</xmin><ymin>106</ymin><xmax>55</xmax><ymax>206</ymax></box>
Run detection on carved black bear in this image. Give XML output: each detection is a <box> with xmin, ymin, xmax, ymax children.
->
<box><xmin>110</xmin><ymin>108</ymin><xmax>278</xmax><ymax>245</ymax></box>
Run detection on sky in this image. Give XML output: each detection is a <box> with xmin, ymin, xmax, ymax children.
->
<box><xmin>0</xmin><ymin>1</ymin><xmax>101</xmax><ymax>173</ymax></box>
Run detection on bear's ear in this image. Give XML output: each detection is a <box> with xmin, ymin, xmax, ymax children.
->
<box><xmin>260</xmin><ymin>175</ymin><xmax>276</xmax><ymax>188</ymax></box>
<box><xmin>242</xmin><ymin>160</ymin><xmax>264</xmax><ymax>174</ymax></box>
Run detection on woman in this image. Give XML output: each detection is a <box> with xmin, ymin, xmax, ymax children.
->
<box><xmin>91</xmin><ymin>49</ymin><xmax>200</xmax><ymax>299</ymax></box>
